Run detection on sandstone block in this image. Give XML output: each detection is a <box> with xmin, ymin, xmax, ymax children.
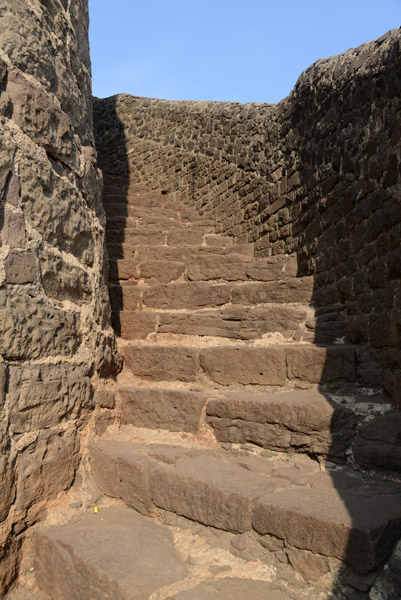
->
<box><xmin>35</xmin><ymin>507</ymin><xmax>187</xmax><ymax>600</ymax></box>
<box><xmin>119</xmin><ymin>387</ymin><xmax>208</xmax><ymax>432</ymax></box>
<box><xmin>171</xmin><ymin>579</ymin><xmax>294</xmax><ymax>600</ymax></box>
<box><xmin>122</xmin><ymin>345</ymin><xmax>200</xmax><ymax>382</ymax></box>
<box><xmin>231</xmin><ymin>278</ymin><xmax>314</xmax><ymax>305</ymax></box>
<box><xmin>16</xmin><ymin>430</ymin><xmax>79</xmax><ymax>514</ymax></box>
<box><xmin>206</xmin><ymin>390</ymin><xmax>358</xmax><ymax>460</ymax></box>
<box><xmin>354</xmin><ymin>412</ymin><xmax>401</xmax><ymax>471</ymax></box>
<box><xmin>286</xmin><ymin>345</ymin><xmax>356</xmax><ymax>384</ymax></box>
<box><xmin>39</xmin><ymin>251</ymin><xmax>91</xmax><ymax>305</ymax></box>
<box><xmin>252</xmin><ymin>480</ymin><xmax>401</xmax><ymax>573</ymax></box>
<box><xmin>106</xmin><ymin>228</ymin><xmax>165</xmax><ymax>246</ymax></box>
<box><xmin>89</xmin><ymin>440</ymin><xmax>158</xmax><ymax>516</ymax></box>
<box><xmin>142</xmin><ymin>282</ymin><xmax>231</xmax><ymax>309</ymax></box>
<box><xmin>1</xmin><ymin>207</ymin><xmax>26</xmax><ymax>248</ymax></box>
<box><xmin>187</xmin><ymin>255</ymin><xmax>250</xmax><ymax>281</ymax></box>
<box><xmin>138</xmin><ymin>260</ymin><xmax>186</xmax><ymax>284</ymax></box>
<box><xmin>200</xmin><ymin>346</ymin><xmax>287</xmax><ymax>386</ymax></box>
<box><xmin>8</xmin><ymin>364</ymin><xmax>92</xmax><ymax>434</ymax></box>
<box><xmin>151</xmin><ymin>453</ymin><xmax>272</xmax><ymax>533</ymax></box>
<box><xmin>0</xmin><ymin>292</ymin><xmax>80</xmax><ymax>360</ymax></box>
<box><xmin>109</xmin><ymin>259</ymin><xmax>138</xmax><ymax>281</ymax></box>
<box><xmin>93</xmin><ymin>390</ymin><xmax>116</xmax><ymax>409</ymax></box>
<box><xmin>167</xmin><ymin>230</ymin><xmax>203</xmax><ymax>245</ymax></box>
<box><xmin>4</xmin><ymin>250</ymin><xmax>36</xmax><ymax>284</ymax></box>
<box><xmin>108</xmin><ymin>285</ymin><xmax>141</xmax><ymax>312</ymax></box>
<box><xmin>158</xmin><ymin>305</ymin><xmax>307</xmax><ymax>340</ymax></box>
<box><xmin>116</xmin><ymin>311</ymin><xmax>158</xmax><ymax>339</ymax></box>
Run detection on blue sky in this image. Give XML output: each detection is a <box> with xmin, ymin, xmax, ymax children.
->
<box><xmin>89</xmin><ymin>0</ymin><xmax>400</xmax><ymax>104</ymax></box>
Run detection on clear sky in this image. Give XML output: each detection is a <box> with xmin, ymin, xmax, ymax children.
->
<box><xmin>89</xmin><ymin>0</ymin><xmax>400</xmax><ymax>104</ymax></box>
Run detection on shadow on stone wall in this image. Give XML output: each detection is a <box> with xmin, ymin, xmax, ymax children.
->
<box><xmin>93</xmin><ymin>96</ymin><xmax>130</xmax><ymax>336</ymax></box>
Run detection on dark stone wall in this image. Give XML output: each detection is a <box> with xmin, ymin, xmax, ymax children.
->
<box><xmin>0</xmin><ymin>1</ymin><xmax>119</xmax><ymax>592</ymax></box>
<box><xmin>94</xmin><ymin>28</ymin><xmax>401</xmax><ymax>406</ymax></box>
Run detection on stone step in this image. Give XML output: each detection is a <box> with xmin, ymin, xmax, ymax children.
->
<box><xmin>34</xmin><ymin>505</ymin><xmax>295</xmax><ymax>600</ymax></box>
<box><xmin>34</xmin><ymin>506</ymin><xmax>188</xmax><ymax>599</ymax></box>
<box><xmin>103</xmin><ymin>202</ymin><xmax>201</xmax><ymax>222</ymax></box>
<box><xmin>109</xmin><ymin>253</ymin><xmax>298</xmax><ymax>284</ymax></box>
<box><xmin>107</xmin><ymin>229</ymin><xmax>231</xmax><ymax>247</ymax></box>
<box><xmin>120</xmin><ymin>343</ymin><xmax>357</xmax><ymax>388</ymax></box>
<box><xmin>105</xmin><ymin>215</ymin><xmax>213</xmax><ymax>231</ymax></box>
<box><xmin>106</xmin><ymin>242</ymin><xmax>254</xmax><ymax>260</ymax></box>
<box><xmin>108</xmin><ymin>278</ymin><xmax>314</xmax><ymax>311</ymax></box>
<box><xmin>117</xmin><ymin>386</ymin><xmax>357</xmax><ymax>461</ymax></box>
<box><xmin>89</xmin><ymin>438</ymin><xmax>401</xmax><ymax>574</ymax></box>
<box><xmin>113</xmin><ymin>305</ymin><xmax>344</xmax><ymax>343</ymax></box>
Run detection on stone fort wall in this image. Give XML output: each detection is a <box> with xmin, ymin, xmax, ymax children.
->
<box><xmin>0</xmin><ymin>1</ymin><xmax>119</xmax><ymax>591</ymax></box>
<box><xmin>94</xmin><ymin>28</ymin><xmax>401</xmax><ymax>406</ymax></box>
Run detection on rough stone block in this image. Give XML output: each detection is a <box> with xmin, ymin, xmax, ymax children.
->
<box><xmin>35</xmin><ymin>507</ymin><xmax>187</xmax><ymax>600</ymax></box>
<box><xmin>122</xmin><ymin>345</ymin><xmax>200</xmax><ymax>382</ymax></box>
<box><xmin>286</xmin><ymin>345</ymin><xmax>356</xmax><ymax>384</ymax></box>
<box><xmin>200</xmin><ymin>346</ymin><xmax>287</xmax><ymax>386</ymax></box>
<box><xmin>16</xmin><ymin>430</ymin><xmax>79</xmax><ymax>514</ymax></box>
<box><xmin>4</xmin><ymin>250</ymin><xmax>36</xmax><ymax>284</ymax></box>
<box><xmin>119</xmin><ymin>387</ymin><xmax>208</xmax><ymax>432</ymax></box>
<box><xmin>142</xmin><ymin>282</ymin><xmax>231</xmax><ymax>309</ymax></box>
<box><xmin>252</xmin><ymin>479</ymin><xmax>401</xmax><ymax>573</ymax></box>
<box><xmin>206</xmin><ymin>390</ymin><xmax>358</xmax><ymax>460</ymax></box>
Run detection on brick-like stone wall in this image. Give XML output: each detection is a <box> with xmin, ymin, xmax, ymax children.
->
<box><xmin>0</xmin><ymin>1</ymin><xmax>119</xmax><ymax>591</ymax></box>
<box><xmin>94</xmin><ymin>28</ymin><xmax>401</xmax><ymax>406</ymax></box>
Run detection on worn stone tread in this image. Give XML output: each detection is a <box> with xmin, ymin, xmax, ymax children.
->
<box><xmin>121</xmin><ymin>343</ymin><xmax>358</xmax><ymax>387</ymax></box>
<box><xmin>170</xmin><ymin>578</ymin><xmax>296</xmax><ymax>599</ymax></box>
<box><xmin>109</xmin><ymin>278</ymin><xmax>314</xmax><ymax>312</ymax></box>
<box><xmin>89</xmin><ymin>439</ymin><xmax>401</xmax><ymax>573</ymax></box>
<box><xmin>118</xmin><ymin>386</ymin><xmax>209</xmax><ymax>432</ymax></box>
<box><xmin>206</xmin><ymin>389</ymin><xmax>358</xmax><ymax>460</ymax></box>
<box><xmin>114</xmin><ymin>305</ymin><xmax>344</xmax><ymax>343</ymax></box>
<box><xmin>34</xmin><ymin>506</ymin><xmax>187</xmax><ymax>600</ymax></box>
<box><xmin>107</xmin><ymin>243</ymin><xmax>254</xmax><ymax>261</ymax></box>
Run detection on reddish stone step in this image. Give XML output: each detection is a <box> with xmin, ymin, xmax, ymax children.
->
<box><xmin>116</xmin><ymin>386</ymin><xmax>357</xmax><ymax>461</ymax></box>
<box><xmin>89</xmin><ymin>439</ymin><xmax>401</xmax><ymax>573</ymax></box>
<box><xmin>103</xmin><ymin>202</ymin><xmax>202</xmax><ymax>222</ymax></box>
<box><xmin>121</xmin><ymin>343</ymin><xmax>357</xmax><ymax>387</ymax></box>
<box><xmin>205</xmin><ymin>389</ymin><xmax>358</xmax><ymax>461</ymax></box>
<box><xmin>170</xmin><ymin>579</ymin><xmax>295</xmax><ymax>600</ymax></box>
<box><xmin>110</xmin><ymin>253</ymin><xmax>298</xmax><ymax>284</ymax></box>
<box><xmin>107</xmin><ymin>242</ymin><xmax>254</xmax><ymax>261</ymax></box>
<box><xmin>34</xmin><ymin>507</ymin><xmax>187</xmax><ymax>599</ymax></box>
<box><xmin>118</xmin><ymin>386</ymin><xmax>209</xmax><ymax>433</ymax></box>
<box><xmin>109</xmin><ymin>278</ymin><xmax>314</xmax><ymax>312</ymax></box>
<box><xmin>115</xmin><ymin>305</ymin><xmax>320</xmax><ymax>342</ymax></box>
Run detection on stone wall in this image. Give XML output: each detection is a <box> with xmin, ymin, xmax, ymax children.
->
<box><xmin>0</xmin><ymin>1</ymin><xmax>118</xmax><ymax>592</ymax></box>
<box><xmin>94</xmin><ymin>28</ymin><xmax>401</xmax><ymax>406</ymax></box>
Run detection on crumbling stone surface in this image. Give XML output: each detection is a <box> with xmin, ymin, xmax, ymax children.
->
<box><xmin>0</xmin><ymin>1</ymin><xmax>119</xmax><ymax>593</ymax></box>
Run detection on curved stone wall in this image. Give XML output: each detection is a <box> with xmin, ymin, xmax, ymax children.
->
<box><xmin>94</xmin><ymin>28</ymin><xmax>401</xmax><ymax>406</ymax></box>
<box><xmin>0</xmin><ymin>1</ymin><xmax>118</xmax><ymax>591</ymax></box>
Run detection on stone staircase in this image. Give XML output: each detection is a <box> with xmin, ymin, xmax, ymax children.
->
<box><xmin>32</xmin><ymin>175</ymin><xmax>401</xmax><ymax>599</ymax></box>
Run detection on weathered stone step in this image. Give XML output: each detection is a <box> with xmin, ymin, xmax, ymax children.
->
<box><xmin>105</xmin><ymin>215</ymin><xmax>214</xmax><ymax>231</ymax></box>
<box><xmin>109</xmin><ymin>278</ymin><xmax>314</xmax><ymax>312</ymax></box>
<box><xmin>113</xmin><ymin>304</ymin><xmax>344</xmax><ymax>343</ymax></box>
<box><xmin>113</xmin><ymin>307</ymin><xmax>342</xmax><ymax>343</ymax></box>
<box><xmin>117</xmin><ymin>386</ymin><xmax>357</xmax><ymax>461</ymax></box>
<box><xmin>109</xmin><ymin>253</ymin><xmax>298</xmax><ymax>284</ymax></box>
<box><xmin>106</xmin><ymin>229</ymin><xmax>233</xmax><ymax>247</ymax></box>
<box><xmin>103</xmin><ymin>202</ymin><xmax>201</xmax><ymax>222</ymax></box>
<box><xmin>120</xmin><ymin>343</ymin><xmax>357</xmax><ymax>388</ymax></box>
<box><xmin>34</xmin><ymin>504</ymin><xmax>295</xmax><ymax>600</ymax></box>
<box><xmin>107</xmin><ymin>242</ymin><xmax>254</xmax><ymax>261</ymax></box>
<box><xmin>34</xmin><ymin>506</ymin><xmax>188</xmax><ymax>599</ymax></box>
<box><xmin>89</xmin><ymin>439</ymin><xmax>401</xmax><ymax>574</ymax></box>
